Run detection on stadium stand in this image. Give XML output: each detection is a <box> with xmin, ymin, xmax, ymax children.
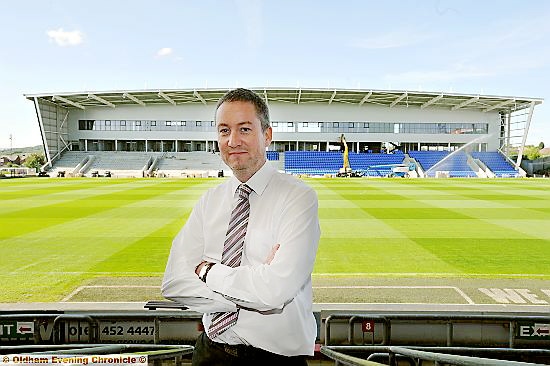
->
<box><xmin>49</xmin><ymin>151</ymin><xmax>286</xmax><ymax>178</ymax></box>
<box><xmin>284</xmin><ymin>151</ymin><xmax>406</xmax><ymax>176</ymax></box>
<box><xmin>50</xmin><ymin>151</ymin><xmax>151</xmax><ymax>177</ymax></box>
<box><xmin>48</xmin><ymin>151</ymin><xmax>89</xmax><ymax>176</ymax></box>
<box><xmin>156</xmin><ymin>152</ymin><xmax>228</xmax><ymax>177</ymax></box>
<box><xmin>471</xmin><ymin>151</ymin><xmax>519</xmax><ymax>177</ymax></box>
<box><xmin>48</xmin><ymin>149</ymin><xmax>522</xmax><ymax>179</ymax></box>
<box><xmin>284</xmin><ymin>151</ymin><xmax>342</xmax><ymax>175</ymax></box>
<box><xmin>408</xmin><ymin>150</ymin><xmax>477</xmax><ymax>177</ymax></box>
<box><xmin>350</xmin><ymin>151</ymin><xmax>405</xmax><ymax>177</ymax></box>
<box><xmin>87</xmin><ymin>151</ymin><xmax>152</xmax><ymax>172</ymax></box>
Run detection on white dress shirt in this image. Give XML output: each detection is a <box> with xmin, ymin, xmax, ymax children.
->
<box><xmin>162</xmin><ymin>162</ymin><xmax>320</xmax><ymax>356</ymax></box>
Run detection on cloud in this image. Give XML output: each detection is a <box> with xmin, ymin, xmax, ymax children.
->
<box><xmin>156</xmin><ymin>47</ymin><xmax>173</xmax><ymax>57</ymax></box>
<box><xmin>46</xmin><ymin>28</ymin><xmax>83</xmax><ymax>47</ymax></box>
<box><xmin>350</xmin><ymin>30</ymin><xmax>434</xmax><ymax>49</ymax></box>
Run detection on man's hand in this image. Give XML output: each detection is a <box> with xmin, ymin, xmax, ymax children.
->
<box><xmin>264</xmin><ymin>244</ymin><xmax>280</xmax><ymax>264</ymax></box>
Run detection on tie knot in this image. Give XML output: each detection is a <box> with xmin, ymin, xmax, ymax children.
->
<box><xmin>237</xmin><ymin>184</ymin><xmax>253</xmax><ymax>200</ymax></box>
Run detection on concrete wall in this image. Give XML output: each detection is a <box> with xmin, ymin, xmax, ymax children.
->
<box><xmin>66</xmin><ymin>101</ymin><xmax>501</xmax><ymax>150</ymax></box>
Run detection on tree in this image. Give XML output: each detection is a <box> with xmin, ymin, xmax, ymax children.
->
<box><xmin>24</xmin><ymin>153</ymin><xmax>45</xmax><ymax>172</ymax></box>
<box><xmin>538</xmin><ymin>141</ymin><xmax>545</xmax><ymax>149</ymax></box>
<box><xmin>523</xmin><ymin>145</ymin><xmax>541</xmax><ymax>161</ymax></box>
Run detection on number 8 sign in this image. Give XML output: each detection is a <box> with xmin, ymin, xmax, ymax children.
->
<box><xmin>362</xmin><ymin>320</ymin><xmax>375</xmax><ymax>333</ymax></box>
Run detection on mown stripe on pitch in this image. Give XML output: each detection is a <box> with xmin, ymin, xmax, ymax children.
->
<box><xmin>0</xmin><ymin>179</ymin><xmax>206</xmax><ymax>239</ymax></box>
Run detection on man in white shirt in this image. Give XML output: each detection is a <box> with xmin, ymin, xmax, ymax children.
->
<box><xmin>162</xmin><ymin>88</ymin><xmax>321</xmax><ymax>365</ymax></box>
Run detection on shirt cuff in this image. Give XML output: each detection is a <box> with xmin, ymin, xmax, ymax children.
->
<box><xmin>206</xmin><ymin>263</ymin><xmax>233</xmax><ymax>294</ymax></box>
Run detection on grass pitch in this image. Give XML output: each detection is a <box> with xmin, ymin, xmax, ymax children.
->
<box><xmin>1</xmin><ymin>177</ymin><xmax>550</xmax><ymax>302</ymax></box>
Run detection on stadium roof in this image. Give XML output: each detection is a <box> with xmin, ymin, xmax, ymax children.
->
<box><xmin>25</xmin><ymin>87</ymin><xmax>543</xmax><ymax>113</ymax></box>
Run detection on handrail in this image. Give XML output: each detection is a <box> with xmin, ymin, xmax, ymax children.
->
<box><xmin>322</xmin><ymin>346</ymin><xmax>550</xmax><ymax>366</ymax></box>
<box><xmin>389</xmin><ymin>346</ymin><xmax>544</xmax><ymax>366</ymax></box>
<box><xmin>320</xmin><ymin>346</ymin><xmax>386</xmax><ymax>366</ymax></box>
<box><xmin>0</xmin><ymin>311</ymin><xmax>200</xmax><ymax>319</ymax></box>
<box><xmin>42</xmin><ymin>144</ymin><xmax>70</xmax><ymax>171</ymax></box>
<box><xmin>144</xmin><ymin>300</ymin><xmax>188</xmax><ymax>310</ymax></box>
<box><xmin>1</xmin><ymin>344</ymin><xmax>193</xmax><ymax>355</ymax></box>
<box><xmin>40</xmin><ymin>344</ymin><xmax>130</xmax><ymax>355</ymax></box>
<box><xmin>141</xmin><ymin>346</ymin><xmax>194</xmax><ymax>363</ymax></box>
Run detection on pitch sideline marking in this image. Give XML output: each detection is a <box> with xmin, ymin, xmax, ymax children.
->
<box><xmin>9</xmin><ymin>258</ymin><xmax>56</xmax><ymax>274</ymax></box>
<box><xmin>9</xmin><ymin>271</ymin><xmax>550</xmax><ymax>278</ymax></box>
<box><xmin>313</xmin><ymin>273</ymin><xmax>550</xmax><ymax>278</ymax></box>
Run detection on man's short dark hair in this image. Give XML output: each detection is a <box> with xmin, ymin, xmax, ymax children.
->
<box><xmin>215</xmin><ymin>88</ymin><xmax>270</xmax><ymax>131</ymax></box>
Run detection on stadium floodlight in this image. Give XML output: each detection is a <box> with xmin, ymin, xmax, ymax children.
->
<box><xmin>193</xmin><ymin>90</ymin><xmax>207</xmax><ymax>105</ymax></box>
<box><xmin>359</xmin><ymin>91</ymin><xmax>373</xmax><ymax>106</ymax></box>
<box><xmin>421</xmin><ymin>94</ymin><xmax>444</xmax><ymax>109</ymax></box>
<box><xmin>451</xmin><ymin>96</ymin><xmax>479</xmax><ymax>110</ymax></box>
<box><xmin>87</xmin><ymin>93</ymin><xmax>115</xmax><ymax>108</ymax></box>
<box><xmin>390</xmin><ymin>92</ymin><xmax>407</xmax><ymax>107</ymax></box>
<box><xmin>484</xmin><ymin>99</ymin><xmax>515</xmax><ymax>113</ymax></box>
<box><xmin>52</xmin><ymin>95</ymin><xmax>85</xmax><ymax>109</ymax></box>
<box><xmin>158</xmin><ymin>91</ymin><xmax>176</xmax><ymax>105</ymax></box>
<box><xmin>328</xmin><ymin>90</ymin><xmax>337</xmax><ymax>104</ymax></box>
<box><xmin>123</xmin><ymin>92</ymin><xmax>146</xmax><ymax>106</ymax></box>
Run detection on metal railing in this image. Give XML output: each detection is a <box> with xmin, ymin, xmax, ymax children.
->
<box><xmin>321</xmin><ymin>346</ymin><xmax>550</xmax><ymax>366</ymax></box>
<box><xmin>320</xmin><ymin>346</ymin><xmax>386</xmax><ymax>366</ymax></box>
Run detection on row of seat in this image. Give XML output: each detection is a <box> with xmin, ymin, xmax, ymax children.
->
<box><xmin>284</xmin><ymin>152</ymin><xmax>405</xmax><ymax>176</ymax></box>
<box><xmin>284</xmin><ymin>150</ymin><xmax>518</xmax><ymax>178</ymax></box>
<box><xmin>471</xmin><ymin>152</ymin><xmax>518</xmax><ymax>177</ymax></box>
<box><xmin>266</xmin><ymin>151</ymin><xmax>280</xmax><ymax>161</ymax></box>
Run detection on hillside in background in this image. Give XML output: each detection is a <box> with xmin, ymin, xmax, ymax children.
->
<box><xmin>0</xmin><ymin>145</ymin><xmax>42</xmax><ymax>155</ymax></box>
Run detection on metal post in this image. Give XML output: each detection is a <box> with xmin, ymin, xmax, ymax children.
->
<box><xmin>506</xmin><ymin>112</ymin><xmax>511</xmax><ymax>155</ymax></box>
<box><xmin>446</xmin><ymin>322</ymin><xmax>453</xmax><ymax>346</ymax></box>
<box><xmin>515</xmin><ymin>101</ymin><xmax>536</xmax><ymax>169</ymax></box>
<box><xmin>509</xmin><ymin>321</ymin><xmax>515</xmax><ymax>348</ymax></box>
<box><xmin>388</xmin><ymin>350</ymin><xmax>396</xmax><ymax>366</ymax></box>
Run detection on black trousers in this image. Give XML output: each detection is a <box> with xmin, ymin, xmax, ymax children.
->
<box><xmin>192</xmin><ymin>331</ymin><xmax>309</xmax><ymax>366</ymax></box>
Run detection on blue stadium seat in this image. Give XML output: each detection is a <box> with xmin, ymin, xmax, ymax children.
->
<box><xmin>408</xmin><ymin>151</ymin><xmax>476</xmax><ymax>177</ymax></box>
<box><xmin>283</xmin><ymin>151</ymin><xmax>405</xmax><ymax>176</ymax></box>
<box><xmin>471</xmin><ymin>151</ymin><xmax>519</xmax><ymax>177</ymax></box>
<box><xmin>266</xmin><ymin>151</ymin><xmax>279</xmax><ymax>161</ymax></box>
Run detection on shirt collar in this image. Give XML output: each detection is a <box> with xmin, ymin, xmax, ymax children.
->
<box><xmin>229</xmin><ymin>161</ymin><xmax>275</xmax><ymax>197</ymax></box>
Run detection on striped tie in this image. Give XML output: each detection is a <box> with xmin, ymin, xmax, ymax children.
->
<box><xmin>207</xmin><ymin>184</ymin><xmax>253</xmax><ymax>338</ymax></box>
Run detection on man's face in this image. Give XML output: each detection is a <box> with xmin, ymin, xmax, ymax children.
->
<box><xmin>216</xmin><ymin>101</ymin><xmax>272</xmax><ymax>181</ymax></box>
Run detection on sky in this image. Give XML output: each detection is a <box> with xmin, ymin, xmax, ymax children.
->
<box><xmin>1</xmin><ymin>0</ymin><xmax>550</xmax><ymax>148</ymax></box>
